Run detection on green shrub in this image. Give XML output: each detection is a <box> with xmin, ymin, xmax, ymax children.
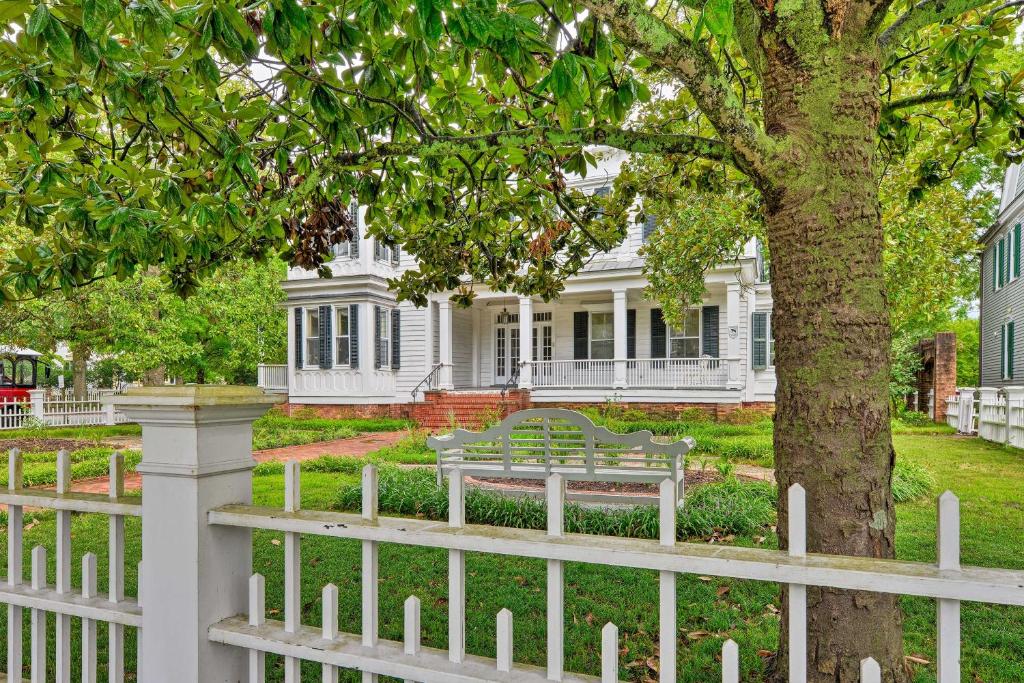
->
<box><xmin>334</xmin><ymin>468</ymin><xmax>777</xmax><ymax>540</ymax></box>
<box><xmin>892</xmin><ymin>459</ymin><xmax>935</xmax><ymax>503</ymax></box>
<box><xmin>721</xmin><ymin>408</ymin><xmax>773</xmax><ymax>425</ymax></box>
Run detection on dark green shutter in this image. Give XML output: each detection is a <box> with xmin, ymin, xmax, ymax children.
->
<box><xmin>701</xmin><ymin>306</ymin><xmax>720</xmax><ymax>358</ymax></box>
<box><xmin>650</xmin><ymin>309</ymin><xmax>666</xmax><ymax>358</ymax></box>
<box><xmin>349</xmin><ymin>304</ymin><xmax>360</xmax><ymax>368</ymax></box>
<box><xmin>391</xmin><ymin>309</ymin><xmax>401</xmax><ymax>369</ymax></box>
<box><xmin>573</xmin><ymin>312</ymin><xmax>589</xmax><ymax>360</ymax></box>
<box><xmin>319</xmin><ymin>305</ymin><xmax>332</xmax><ymax>369</ymax></box>
<box><xmin>294</xmin><ymin>308</ymin><xmax>303</xmax><ymax>369</ymax></box>
<box><xmin>752</xmin><ymin>312</ymin><xmax>768</xmax><ymax>370</ymax></box>
<box><xmin>391</xmin><ymin>244</ymin><xmax>400</xmax><ymax>266</ymax></box>
<box><xmin>626</xmin><ymin>309</ymin><xmax>636</xmax><ymax>359</ymax></box>
<box><xmin>1016</xmin><ymin>224</ymin><xmax>1022</xmax><ymax>279</ymax></box>
<box><xmin>1001</xmin><ymin>324</ymin><xmax>1006</xmax><ymax>379</ymax></box>
<box><xmin>999</xmin><ymin>239</ymin><xmax>1005</xmax><ymax>287</ymax></box>
<box><xmin>374</xmin><ymin>306</ymin><xmax>382</xmax><ymax>369</ymax></box>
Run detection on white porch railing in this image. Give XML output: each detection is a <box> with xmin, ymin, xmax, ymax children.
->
<box><xmin>2</xmin><ymin>387</ymin><xmax>1022</xmax><ymax>683</ymax></box>
<box><xmin>257</xmin><ymin>363</ymin><xmax>288</xmax><ymax>392</ymax></box>
<box><xmin>527</xmin><ymin>358</ymin><xmax>738</xmax><ymax>389</ymax></box>
<box><xmin>529</xmin><ymin>359</ymin><xmax>616</xmax><ymax>388</ymax></box>
<box><xmin>625</xmin><ymin>358</ymin><xmax>735</xmax><ymax>388</ymax></box>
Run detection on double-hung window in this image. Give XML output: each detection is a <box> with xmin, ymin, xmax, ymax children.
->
<box><xmin>304</xmin><ymin>308</ymin><xmax>321</xmax><ymax>367</ymax></box>
<box><xmin>669</xmin><ymin>308</ymin><xmax>701</xmax><ymax>358</ymax></box>
<box><xmin>378</xmin><ymin>308</ymin><xmax>391</xmax><ymax>369</ymax></box>
<box><xmin>335</xmin><ymin>307</ymin><xmax>350</xmax><ymax>366</ymax></box>
<box><xmin>590</xmin><ymin>312</ymin><xmax>614</xmax><ymax>359</ymax></box>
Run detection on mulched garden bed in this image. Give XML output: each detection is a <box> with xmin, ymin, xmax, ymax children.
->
<box><xmin>470</xmin><ymin>468</ymin><xmax>724</xmax><ymax>496</ymax></box>
<box><xmin>0</xmin><ymin>438</ymin><xmax>101</xmax><ymax>453</ymax></box>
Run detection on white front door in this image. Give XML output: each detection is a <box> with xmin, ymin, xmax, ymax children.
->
<box><xmin>493</xmin><ymin>312</ymin><xmax>520</xmax><ymax>386</ymax></box>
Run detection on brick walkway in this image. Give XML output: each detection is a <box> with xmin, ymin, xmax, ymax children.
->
<box><xmin>62</xmin><ymin>431</ymin><xmax>408</xmax><ymax>495</ymax></box>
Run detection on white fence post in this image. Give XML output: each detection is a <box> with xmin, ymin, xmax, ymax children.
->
<box><xmin>109</xmin><ymin>386</ymin><xmax>283</xmax><ymax>683</ymax></box>
<box><xmin>28</xmin><ymin>389</ymin><xmax>45</xmax><ymax>421</ymax></box>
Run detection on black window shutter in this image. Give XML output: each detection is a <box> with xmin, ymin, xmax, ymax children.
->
<box><xmin>626</xmin><ymin>309</ymin><xmax>636</xmax><ymax>359</ymax></box>
<box><xmin>650</xmin><ymin>309</ymin><xmax>666</xmax><ymax>358</ymax></box>
<box><xmin>701</xmin><ymin>306</ymin><xmax>720</xmax><ymax>358</ymax></box>
<box><xmin>573</xmin><ymin>311</ymin><xmax>589</xmax><ymax>360</ymax></box>
<box><xmin>349</xmin><ymin>201</ymin><xmax>359</xmax><ymax>259</ymax></box>
<box><xmin>391</xmin><ymin>309</ymin><xmax>401</xmax><ymax>369</ymax></box>
<box><xmin>349</xmin><ymin>304</ymin><xmax>359</xmax><ymax>368</ymax></box>
<box><xmin>294</xmin><ymin>308</ymin><xmax>303</xmax><ymax>369</ymax></box>
<box><xmin>319</xmin><ymin>305</ymin><xmax>333</xmax><ymax>369</ymax></box>
<box><xmin>391</xmin><ymin>244</ymin><xmax>400</xmax><ymax>266</ymax></box>
<box><xmin>752</xmin><ymin>312</ymin><xmax>768</xmax><ymax>370</ymax></box>
<box><xmin>374</xmin><ymin>306</ymin><xmax>382</xmax><ymax>369</ymax></box>
<box><xmin>642</xmin><ymin>213</ymin><xmax>656</xmax><ymax>242</ymax></box>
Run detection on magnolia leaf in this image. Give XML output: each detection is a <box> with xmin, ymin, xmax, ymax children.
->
<box><xmin>703</xmin><ymin>0</ymin><xmax>734</xmax><ymax>41</ymax></box>
<box><xmin>26</xmin><ymin>2</ymin><xmax>48</xmax><ymax>37</ymax></box>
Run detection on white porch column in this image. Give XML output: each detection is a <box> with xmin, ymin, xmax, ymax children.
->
<box><xmin>613</xmin><ymin>288</ymin><xmax>628</xmax><ymax>389</ymax></box>
<box><xmin>109</xmin><ymin>386</ymin><xmax>283</xmax><ymax>683</ymax></box>
<box><xmin>519</xmin><ymin>297</ymin><xmax>533</xmax><ymax>389</ymax></box>
<box><xmin>726</xmin><ymin>283</ymin><xmax>743</xmax><ymax>390</ymax></box>
<box><xmin>743</xmin><ymin>288</ymin><xmax>757</xmax><ymax>403</ymax></box>
<box><xmin>438</xmin><ymin>300</ymin><xmax>454</xmax><ymax>389</ymax></box>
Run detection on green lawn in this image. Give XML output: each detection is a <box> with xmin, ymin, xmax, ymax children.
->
<box><xmin>0</xmin><ymin>430</ymin><xmax>1021</xmax><ymax>681</ymax></box>
<box><xmin>252</xmin><ymin>414</ymin><xmax>414</xmax><ymax>450</ymax></box>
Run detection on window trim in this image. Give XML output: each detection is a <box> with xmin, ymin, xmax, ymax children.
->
<box><xmin>378</xmin><ymin>307</ymin><xmax>392</xmax><ymax>369</ymax></box>
<box><xmin>668</xmin><ymin>308</ymin><xmax>702</xmax><ymax>359</ymax></box>
<box><xmin>1003</xmin><ymin>319</ymin><xmax>1015</xmax><ymax>380</ymax></box>
<box><xmin>303</xmin><ymin>308</ymin><xmax>322</xmax><ymax>369</ymax></box>
<box><xmin>333</xmin><ymin>305</ymin><xmax>351</xmax><ymax>368</ymax></box>
<box><xmin>589</xmin><ymin>311</ymin><xmax>615</xmax><ymax>360</ymax></box>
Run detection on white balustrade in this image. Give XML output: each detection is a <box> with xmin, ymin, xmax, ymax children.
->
<box><xmin>257</xmin><ymin>364</ymin><xmax>289</xmax><ymax>392</ymax></box>
<box><xmin>526</xmin><ymin>358</ymin><xmax>737</xmax><ymax>389</ymax></box>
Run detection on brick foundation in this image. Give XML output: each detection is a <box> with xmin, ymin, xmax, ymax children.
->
<box><xmin>281</xmin><ymin>394</ymin><xmax>774</xmax><ymax>429</ymax></box>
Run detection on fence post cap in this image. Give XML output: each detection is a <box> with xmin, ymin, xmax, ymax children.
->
<box><xmin>105</xmin><ymin>385</ymin><xmax>284</xmax><ymax>408</ymax></box>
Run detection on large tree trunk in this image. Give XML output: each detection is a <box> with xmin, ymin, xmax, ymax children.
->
<box><xmin>71</xmin><ymin>345</ymin><xmax>90</xmax><ymax>401</ymax></box>
<box><xmin>761</xmin><ymin>38</ymin><xmax>905</xmax><ymax>682</ymax></box>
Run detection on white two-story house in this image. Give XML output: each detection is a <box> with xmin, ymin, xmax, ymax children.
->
<box><xmin>979</xmin><ymin>162</ymin><xmax>1024</xmax><ymax>387</ymax></box>
<box><xmin>260</xmin><ymin>150</ymin><xmax>777</xmax><ymax>425</ymax></box>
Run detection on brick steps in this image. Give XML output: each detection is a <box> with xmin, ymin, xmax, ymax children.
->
<box><xmin>411</xmin><ymin>390</ymin><xmax>531</xmax><ymax>430</ymax></box>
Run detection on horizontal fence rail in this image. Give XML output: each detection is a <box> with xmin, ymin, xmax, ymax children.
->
<box><xmin>207</xmin><ymin>460</ymin><xmax>1011</xmax><ymax>683</ymax></box>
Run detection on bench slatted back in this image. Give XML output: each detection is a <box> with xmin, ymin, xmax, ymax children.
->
<box><xmin>427</xmin><ymin>408</ymin><xmax>693</xmax><ymax>481</ymax></box>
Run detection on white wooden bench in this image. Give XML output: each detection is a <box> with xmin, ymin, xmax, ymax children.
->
<box><xmin>427</xmin><ymin>408</ymin><xmax>693</xmax><ymax>495</ymax></box>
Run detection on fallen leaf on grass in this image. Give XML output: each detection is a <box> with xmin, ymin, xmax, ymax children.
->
<box><xmin>716</xmin><ymin>585</ymin><xmax>731</xmax><ymax>597</ymax></box>
<box><xmin>686</xmin><ymin>630</ymin><xmax>711</xmax><ymax>640</ymax></box>
<box><xmin>906</xmin><ymin>655</ymin><xmax>931</xmax><ymax>665</ymax></box>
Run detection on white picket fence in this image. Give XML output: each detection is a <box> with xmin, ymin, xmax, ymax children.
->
<box><xmin>1</xmin><ymin>388</ymin><xmax>1023</xmax><ymax>683</ymax></box>
<box><xmin>951</xmin><ymin>386</ymin><xmax>1024</xmax><ymax>446</ymax></box>
<box><xmin>0</xmin><ymin>393</ymin><xmax>129</xmax><ymax>430</ymax></box>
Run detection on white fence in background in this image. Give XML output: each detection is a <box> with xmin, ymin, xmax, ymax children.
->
<box><xmin>950</xmin><ymin>386</ymin><xmax>1024</xmax><ymax>446</ymax></box>
<box><xmin>2</xmin><ymin>387</ymin><xmax>1023</xmax><ymax>683</ymax></box>
<box><xmin>0</xmin><ymin>391</ymin><xmax>129</xmax><ymax>430</ymax></box>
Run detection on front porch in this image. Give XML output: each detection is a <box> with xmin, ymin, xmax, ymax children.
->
<box><xmin>422</xmin><ymin>278</ymin><xmax>760</xmax><ymax>399</ymax></box>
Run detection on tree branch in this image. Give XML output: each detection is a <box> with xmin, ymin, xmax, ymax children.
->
<box><xmin>882</xmin><ymin>56</ymin><xmax>976</xmax><ymax>114</ymax></box>
<box><xmin>580</xmin><ymin>0</ymin><xmax>773</xmax><ymax>186</ymax></box>
<box><xmin>878</xmin><ymin>0</ymin><xmax>1008</xmax><ymax>56</ymax></box>
<box><xmin>329</xmin><ymin>125</ymin><xmax>733</xmax><ymax>168</ymax></box>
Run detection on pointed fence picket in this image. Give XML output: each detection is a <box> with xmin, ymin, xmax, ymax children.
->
<box><xmin>0</xmin><ymin>435</ymin><xmax>1015</xmax><ymax>682</ymax></box>
<box><xmin>205</xmin><ymin>460</ymin><xmax>1014</xmax><ymax>683</ymax></box>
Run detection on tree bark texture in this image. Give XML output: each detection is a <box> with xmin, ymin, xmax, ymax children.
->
<box><xmin>71</xmin><ymin>345</ymin><xmax>90</xmax><ymax>401</ymax></box>
<box><xmin>760</xmin><ymin>32</ymin><xmax>905</xmax><ymax>683</ymax></box>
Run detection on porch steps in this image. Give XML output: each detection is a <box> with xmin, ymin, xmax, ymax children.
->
<box><xmin>411</xmin><ymin>390</ymin><xmax>531</xmax><ymax>430</ymax></box>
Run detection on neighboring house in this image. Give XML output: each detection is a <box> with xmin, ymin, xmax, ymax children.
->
<box><xmin>979</xmin><ymin>162</ymin><xmax>1024</xmax><ymax>386</ymax></box>
<box><xmin>262</xmin><ymin>149</ymin><xmax>776</xmax><ymax>424</ymax></box>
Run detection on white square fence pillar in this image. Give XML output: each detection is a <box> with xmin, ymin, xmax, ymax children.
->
<box><xmin>28</xmin><ymin>389</ymin><xmax>46</xmax><ymax>421</ymax></box>
<box><xmin>108</xmin><ymin>386</ymin><xmax>284</xmax><ymax>683</ymax></box>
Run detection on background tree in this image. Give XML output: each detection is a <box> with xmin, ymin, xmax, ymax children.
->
<box><xmin>1</xmin><ymin>0</ymin><xmax>1023</xmax><ymax>678</ymax></box>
